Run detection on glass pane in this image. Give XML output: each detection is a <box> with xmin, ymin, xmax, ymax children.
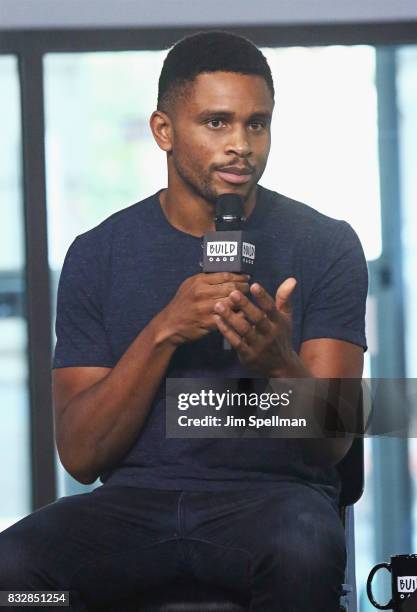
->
<box><xmin>45</xmin><ymin>51</ymin><xmax>167</xmax><ymax>270</ymax></box>
<box><xmin>397</xmin><ymin>46</ymin><xmax>417</xmax><ymax>552</ymax></box>
<box><xmin>0</xmin><ymin>55</ymin><xmax>30</xmax><ymax>531</ymax></box>
<box><xmin>398</xmin><ymin>45</ymin><xmax>417</xmax><ymax>379</ymax></box>
<box><xmin>263</xmin><ymin>45</ymin><xmax>381</xmax><ymax>263</ymax></box>
<box><xmin>263</xmin><ymin>47</ymin><xmax>379</xmax><ymax>608</ymax></box>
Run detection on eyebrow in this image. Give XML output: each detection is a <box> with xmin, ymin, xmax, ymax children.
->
<box><xmin>196</xmin><ymin>109</ymin><xmax>272</xmax><ymax>121</ymax></box>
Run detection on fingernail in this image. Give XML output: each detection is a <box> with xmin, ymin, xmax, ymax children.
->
<box><xmin>215</xmin><ymin>303</ymin><xmax>225</xmax><ymax>313</ymax></box>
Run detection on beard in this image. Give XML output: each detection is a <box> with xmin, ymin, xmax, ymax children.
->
<box><xmin>171</xmin><ymin>150</ymin><xmax>258</xmax><ymax>206</ymax></box>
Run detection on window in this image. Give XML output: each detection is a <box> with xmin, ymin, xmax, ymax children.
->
<box><xmin>0</xmin><ymin>55</ymin><xmax>30</xmax><ymax>530</ymax></box>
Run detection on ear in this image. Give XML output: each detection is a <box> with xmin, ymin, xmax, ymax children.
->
<box><xmin>149</xmin><ymin>110</ymin><xmax>173</xmax><ymax>153</ymax></box>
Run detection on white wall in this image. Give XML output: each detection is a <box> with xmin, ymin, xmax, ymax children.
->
<box><xmin>0</xmin><ymin>0</ymin><xmax>417</xmax><ymax>30</ymax></box>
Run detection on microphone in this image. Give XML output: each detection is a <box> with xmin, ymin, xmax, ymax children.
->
<box><xmin>214</xmin><ymin>194</ymin><xmax>244</xmax><ymax>231</ymax></box>
<box><xmin>202</xmin><ymin>194</ymin><xmax>255</xmax><ymax>273</ymax></box>
<box><xmin>202</xmin><ymin>194</ymin><xmax>256</xmax><ymax>349</ymax></box>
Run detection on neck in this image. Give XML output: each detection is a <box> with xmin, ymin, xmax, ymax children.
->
<box><xmin>158</xmin><ymin>179</ymin><xmax>258</xmax><ymax>238</ymax></box>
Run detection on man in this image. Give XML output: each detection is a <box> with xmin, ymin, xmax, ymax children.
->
<box><xmin>0</xmin><ymin>30</ymin><xmax>367</xmax><ymax>610</ymax></box>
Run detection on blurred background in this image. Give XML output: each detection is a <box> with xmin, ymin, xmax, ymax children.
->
<box><xmin>0</xmin><ymin>1</ymin><xmax>417</xmax><ymax>609</ymax></box>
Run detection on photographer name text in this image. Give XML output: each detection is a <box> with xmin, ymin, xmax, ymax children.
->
<box><xmin>177</xmin><ymin>414</ymin><xmax>307</xmax><ymax>429</ymax></box>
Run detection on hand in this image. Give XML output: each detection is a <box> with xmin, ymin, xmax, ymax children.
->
<box><xmin>157</xmin><ymin>272</ymin><xmax>250</xmax><ymax>347</ymax></box>
<box><xmin>213</xmin><ymin>278</ymin><xmax>298</xmax><ymax>376</ymax></box>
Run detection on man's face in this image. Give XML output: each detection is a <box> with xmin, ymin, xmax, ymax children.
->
<box><xmin>167</xmin><ymin>71</ymin><xmax>274</xmax><ymax>204</ymax></box>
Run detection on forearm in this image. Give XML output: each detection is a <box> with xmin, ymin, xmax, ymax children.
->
<box><xmin>269</xmin><ymin>352</ymin><xmax>360</xmax><ymax>467</ymax></box>
<box><xmin>58</xmin><ymin>311</ymin><xmax>177</xmax><ymax>484</ymax></box>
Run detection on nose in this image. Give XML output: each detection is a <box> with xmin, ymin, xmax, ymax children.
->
<box><xmin>226</xmin><ymin>125</ymin><xmax>252</xmax><ymax>157</ymax></box>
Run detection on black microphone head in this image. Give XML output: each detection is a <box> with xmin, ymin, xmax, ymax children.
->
<box><xmin>215</xmin><ymin>194</ymin><xmax>245</xmax><ymax>230</ymax></box>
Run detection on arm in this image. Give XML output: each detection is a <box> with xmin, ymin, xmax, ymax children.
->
<box><xmin>53</xmin><ymin>271</ymin><xmax>250</xmax><ymax>485</ymax></box>
<box><xmin>53</xmin><ymin>314</ymin><xmax>175</xmax><ymax>485</ymax></box>
<box><xmin>269</xmin><ymin>337</ymin><xmax>364</xmax><ymax>466</ymax></box>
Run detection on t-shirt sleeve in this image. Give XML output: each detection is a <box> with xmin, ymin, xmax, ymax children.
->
<box><xmin>52</xmin><ymin>235</ymin><xmax>116</xmax><ymax>368</ymax></box>
<box><xmin>301</xmin><ymin>220</ymin><xmax>368</xmax><ymax>351</ymax></box>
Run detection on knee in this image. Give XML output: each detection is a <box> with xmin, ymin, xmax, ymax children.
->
<box><xmin>256</xmin><ymin>509</ymin><xmax>346</xmax><ymax>580</ymax></box>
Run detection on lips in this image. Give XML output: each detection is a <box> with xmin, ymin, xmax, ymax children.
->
<box><xmin>217</xmin><ymin>166</ymin><xmax>253</xmax><ymax>175</ymax></box>
<box><xmin>216</xmin><ymin>166</ymin><xmax>254</xmax><ymax>185</ymax></box>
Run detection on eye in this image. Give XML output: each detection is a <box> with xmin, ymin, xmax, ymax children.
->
<box><xmin>206</xmin><ymin>118</ymin><xmax>226</xmax><ymax>129</ymax></box>
<box><xmin>249</xmin><ymin>121</ymin><xmax>266</xmax><ymax>131</ymax></box>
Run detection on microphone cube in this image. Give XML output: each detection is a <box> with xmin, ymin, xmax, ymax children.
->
<box><xmin>202</xmin><ymin>230</ymin><xmax>255</xmax><ymax>273</ymax></box>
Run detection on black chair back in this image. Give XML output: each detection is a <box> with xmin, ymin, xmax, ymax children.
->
<box><xmin>337</xmin><ymin>384</ymin><xmax>366</xmax><ymax>508</ymax></box>
<box><xmin>337</xmin><ymin>437</ymin><xmax>364</xmax><ymax>508</ymax></box>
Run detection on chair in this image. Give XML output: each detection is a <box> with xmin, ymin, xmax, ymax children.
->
<box><xmin>103</xmin><ymin>437</ymin><xmax>364</xmax><ymax>612</ymax></box>
<box><xmin>338</xmin><ymin>436</ymin><xmax>365</xmax><ymax>612</ymax></box>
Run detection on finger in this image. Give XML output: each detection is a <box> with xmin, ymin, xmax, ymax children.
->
<box><xmin>275</xmin><ymin>277</ymin><xmax>297</xmax><ymax>316</ymax></box>
<box><xmin>214</xmin><ymin>314</ymin><xmax>249</xmax><ymax>352</ymax></box>
<box><xmin>230</xmin><ymin>282</ymin><xmax>251</xmax><ymax>294</ymax></box>
<box><xmin>207</xmin><ymin>282</ymin><xmax>250</xmax><ymax>298</ymax></box>
<box><xmin>204</xmin><ymin>272</ymin><xmax>251</xmax><ymax>285</ymax></box>
<box><xmin>249</xmin><ymin>283</ymin><xmax>279</xmax><ymax>322</ymax></box>
<box><xmin>208</xmin><ymin>296</ymin><xmax>242</xmax><ymax>313</ymax></box>
<box><xmin>228</xmin><ymin>290</ymin><xmax>272</xmax><ymax>334</ymax></box>
<box><xmin>214</xmin><ymin>301</ymin><xmax>258</xmax><ymax>344</ymax></box>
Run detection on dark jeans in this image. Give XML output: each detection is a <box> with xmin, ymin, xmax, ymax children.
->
<box><xmin>0</xmin><ymin>481</ymin><xmax>346</xmax><ymax>611</ymax></box>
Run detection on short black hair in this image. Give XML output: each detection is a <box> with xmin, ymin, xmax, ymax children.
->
<box><xmin>157</xmin><ymin>30</ymin><xmax>275</xmax><ymax>116</ymax></box>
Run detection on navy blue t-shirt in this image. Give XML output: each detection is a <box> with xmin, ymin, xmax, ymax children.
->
<box><xmin>52</xmin><ymin>184</ymin><xmax>368</xmax><ymax>499</ymax></box>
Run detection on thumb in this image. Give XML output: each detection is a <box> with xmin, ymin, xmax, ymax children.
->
<box><xmin>275</xmin><ymin>277</ymin><xmax>297</xmax><ymax>316</ymax></box>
